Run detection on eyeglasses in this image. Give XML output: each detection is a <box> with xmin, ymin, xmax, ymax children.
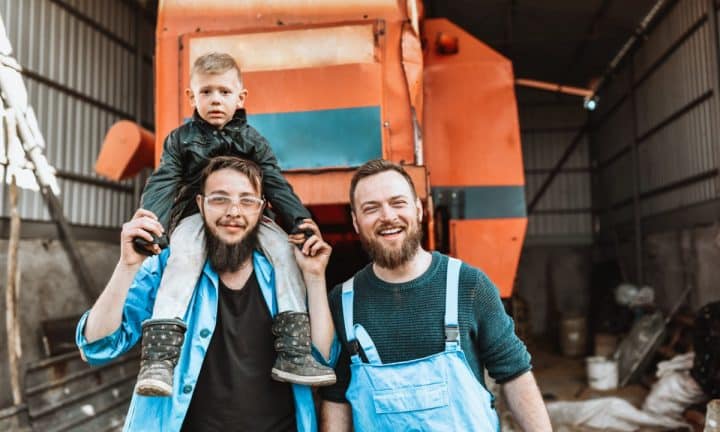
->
<box><xmin>202</xmin><ymin>194</ymin><xmax>265</xmax><ymax>213</ymax></box>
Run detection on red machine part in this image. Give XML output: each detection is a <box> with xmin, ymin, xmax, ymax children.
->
<box><xmin>422</xmin><ymin>18</ymin><xmax>527</xmax><ymax>297</ymax></box>
<box><xmin>94</xmin><ymin>2</ymin><xmax>526</xmax><ymax>297</ymax></box>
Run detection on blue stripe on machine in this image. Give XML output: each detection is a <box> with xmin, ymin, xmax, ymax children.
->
<box><xmin>248</xmin><ymin>106</ymin><xmax>382</xmax><ymax>170</ymax></box>
<box><xmin>432</xmin><ymin>186</ymin><xmax>527</xmax><ymax>219</ymax></box>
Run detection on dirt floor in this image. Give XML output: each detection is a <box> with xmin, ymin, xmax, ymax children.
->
<box><xmin>496</xmin><ymin>338</ymin><xmax>676</xmax><ymax>432</ymax></box>
<box><xmin>530</xmin><ymin>341</ymin><xmax>649</xmax><ymax>405</ymax></box>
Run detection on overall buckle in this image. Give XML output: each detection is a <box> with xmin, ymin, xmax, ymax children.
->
<box><xmin>445</xmin><ymin>324</ymin><xmax>459</xmax><ymax>342</ymax></box>
<box><xmin>348</xmin><ymin>339</ymin><xmax>361</xmax><ymax>355</ymax></box>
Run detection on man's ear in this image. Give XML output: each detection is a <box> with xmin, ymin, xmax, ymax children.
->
<box><xmin>351</xmin><ymin>210</ymin><xmax>359</xmax><ymax>234</ymax></box>
<box><xmin>185</xmin><ymin>88</ymin><xmax>196</xmax><ymax>107</ymax></box>
<box><xmin>196</xmin><ymin>194</ymin><xmax>204</xmax><ymax>215</ymax></box>
<box><xmin>237</xmin><ymin>88</ymin><xmax>248</xmax><ymax>109</ymax></box>
<box><xmin>416</xmin><ymin>197</ymin><xmax>423</xmax><ymax>223</ymax></box>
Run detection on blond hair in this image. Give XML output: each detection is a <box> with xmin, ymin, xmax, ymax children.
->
<box><xmin>191</xmin><ymin>52</ymin><xmax>243</xmax><ymax>86</ymax></box>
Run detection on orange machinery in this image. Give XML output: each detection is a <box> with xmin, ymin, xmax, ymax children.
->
<box><xmin>95</xmin><ymin>0</ymin><xmax>526</xmax><ymax>296</ymax></box>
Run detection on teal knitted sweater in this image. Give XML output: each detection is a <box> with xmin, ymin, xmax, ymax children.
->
<box><xmin>320</xmin><ymin>252</ymin><xmax>532</xmax><ymax>403</ymax></box>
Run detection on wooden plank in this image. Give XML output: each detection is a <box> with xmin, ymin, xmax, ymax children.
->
<box><xmin>53</xmin><ymin>397</ymin><xmax>130</xmax><ymax>432</ymax></box>
<box><xmin>25</xmin><ymin>358</ymin><xmax>138</xmax><ymax>417</ymax></box>
<box><xmin>0</xmin><ymin>404</ymin><xmax>30</xmax><ymax>431</ymax></box>
<box><xmin>25</xmin><ymin>353</ymin><xmax>138</xmax><ymax>397</ymax></box>
<box><xmin>23</xmin><ymin>350</ymin><xmax>139</xmax><ymax>432</ymax></box>
<box><xmin>25</xmin><ymin>351</ymin><xmax>138</xmax><ymax>394</ymax></box>
<box><xmin>40</xmin><ymin>315</ymin><xmax>83</xmax><ymax>357</ymax></box>
<box><xmin>29</xmin><ymin>377</ymin><xmax>134</xmax><ymax>432</ymax></box>
<box><xmin>5</xmin><ymin>169</ymin><xmax>22</xmax><ymax>405</ymax></box>
<box><xmin>25</xmin><ymin>352</ymin><xmax>92</xmax><ymax>391</ymax></box>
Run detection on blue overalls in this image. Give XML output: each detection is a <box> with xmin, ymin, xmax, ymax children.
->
<box><xmin>341</xmin><ymin>257</ymin><xmax>500</xmax><ymax>431</ymax></box>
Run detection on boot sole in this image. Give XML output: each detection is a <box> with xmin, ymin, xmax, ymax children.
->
<box><xmin>271</xmin><ymin>368</ymin><xmax>337</xmax><ymax>386</ymax></box>
<box><xmin>135</xmin><ymin>378</ymin><xmax>173</xmax><ymax>396</ymax></box>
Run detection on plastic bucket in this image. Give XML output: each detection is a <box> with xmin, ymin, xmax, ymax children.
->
<box><xmin>586</xmin><ymin>356</ymin><xmax>618</xmax><ymax>390</ymax></box>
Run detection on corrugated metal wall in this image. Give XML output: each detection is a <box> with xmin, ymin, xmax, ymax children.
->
<box><xmin>593</xmin><ymin>0</ymin><xmax>720</xmax><ymax>233</ymax></box>
<box><xmin>0</xmin><ymin>0</ymin><xmax>154</xmax><ymax>228</ymax></box>
<box><xmin>519</xmin><ymin>89</ymin><xmax>593</xmax><ymax>245</ymax></box>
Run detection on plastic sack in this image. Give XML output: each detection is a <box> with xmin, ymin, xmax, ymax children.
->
<box><xmin>548</xmin><ymin>353</ymin><xmax>705</xmax><ymax>431</ymax></box>
<box><xmin>547</xmin><ymin>397</ymin><xmax>688</xmax><ymax>431</ymax></box>
<box><xmin>643</xmin><ymin>353</ymin><xmax>706</xmax><ymax>419</ymax></box>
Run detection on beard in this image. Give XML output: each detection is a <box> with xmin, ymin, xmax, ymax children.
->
<box><xmin>359</xmin><ymin>220</ymin><xmax>423</xmax><ymax>269</ymax></box>
<box><xmin>204</xmin><ymin>221</ymin><xmax>260</xmax><ymax>273</ymax></box>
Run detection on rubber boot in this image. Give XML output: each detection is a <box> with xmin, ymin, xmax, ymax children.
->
<box><xmin>135</xmin><ymin>318</ymin><xmax>186</xmax><ymax>396</ymax></box>
<box><xmin>271</xmin><ymin>312</ymin><xmax>336</xmax><ymax>386</ymax></box>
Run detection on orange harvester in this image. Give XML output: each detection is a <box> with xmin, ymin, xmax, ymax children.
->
<box><xmin>95</xmin><ymin>0</ymin><xmax>527</xmax><ymax>297</ymax></box>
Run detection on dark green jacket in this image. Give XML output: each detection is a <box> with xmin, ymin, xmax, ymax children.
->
<box><xmin>141</xmin><ymin>109</ymin><xmax>310</xmax><ymax>233</ymax></box>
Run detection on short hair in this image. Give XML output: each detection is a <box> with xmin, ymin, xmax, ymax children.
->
<box><xmin>199</xmin><ymin>156</ymin><xmax>262</xmax><ymax>195</ymax></box>
<box><xmin>349</xmin><ymin>159</ymin><xmax>417</xmax><ymax>209</ymax></box>
<box><xmin>191</xmin><ymin>52</ymin><xmax>243</xmax><ymax>86</ymax></box>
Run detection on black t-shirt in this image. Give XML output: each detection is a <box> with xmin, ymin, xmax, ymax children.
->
<box><xmin>181</xmin><ymin>273</ymin><xmax>296</xmax><ymax>432</ymax></box>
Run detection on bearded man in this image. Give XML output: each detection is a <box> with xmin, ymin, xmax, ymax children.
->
<box><xmin>76</xmin><ymin>156</ymin><xmax>334</xmax><ymax>432</ymax></box>
<box><xmin>319</xmin><ymin>159</ymin><xmax>552</xmax><ymax>431</ymax></box>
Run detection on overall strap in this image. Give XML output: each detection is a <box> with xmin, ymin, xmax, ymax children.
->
<box><xmin>341</xmin><ymin>278</ymin><xmax>362</xmax><ymax>363</ymax></box>
<box><xmin>354</xmin><ymin>324</ymin><xmax>382</xmax><ymax>364</ymax></box>
<box><xmin>444</xmin><ymin>257</ymin><xmax>462</xmax><ymax>349</ymax></box>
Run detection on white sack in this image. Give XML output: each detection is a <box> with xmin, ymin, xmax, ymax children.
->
<box><xmin>547</xmin><ymin>397</ymin><xmax>688</xmax><ymax>431</ymax></box>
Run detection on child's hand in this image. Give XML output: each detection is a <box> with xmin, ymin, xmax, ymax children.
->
<box><xmin>293</xmin><ymin>223</ymin><xmax>331</xmax><ymax>278</ymax></box>
<box><xmin>289</xmin><ymin>219</ymin><xmax>323</xmax><ymax>253</ymax></box>
<box><xmin>121</xmin><ymin>209</ymin><xmax>164</xmax><ymax>267</ymax></box>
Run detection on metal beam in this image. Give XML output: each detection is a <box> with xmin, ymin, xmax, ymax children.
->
<box><xmin>633</xmin><ymin>13</ymin><xmax>708</xmax><ymax>88</ymax></box>
<box><xmin>613</xmin><ymin>197</ymin><xmax>720</xmax><ymax>236</ymax></box>
<box><xmin>607</xmin><ymin>169</ymin><xmax>719</xmax><ymax>211</ymax></box>
<box><xmin>596</xmin><ymin>90</ymin><xmax>714</xmax><ymax>171</ymax></box>
<box><xmin>628</xmin><ymin>61</ymin><xmax>643</xmax><ymax>286</ymax></box>
<box><xmin>591</xmin><ymin>0</ymin><xmax>676</xmax><ymax>98</ymax></box>
<box><xmin>707</xmin><ymin>0</ymin><xmax>720</xmax><ymax>197</ymax></box>
<box><xmin>526</xmin><ymin>120</ymin><xmax>591</xmax><ymax>214</ymax></box>
<box><xmin>591</xmin><ymin>1</ymin><xmax>702</xmax><ymax>134</ymax></box>
<box><xmin>515</xmin><ymin>78</ymin><xmax>593</xmax><ymax>97</ymax></box>
<box><xmin>41</xmin><ymin>186</ymin><xmax>99</xmax><ymax>302</ymax></box>
<box><xmin>54</xmin><ymin>170</ymin><xmax>134</xmax><ymax>193</ymax></box>
<box><xmin>0</xmin><ymin>218</ymin><xmax>120</xmax><ymax>242</ymax></box>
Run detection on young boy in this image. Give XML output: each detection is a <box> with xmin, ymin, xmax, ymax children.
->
<box><xmin>134</xmin><ymin>52</ymin><xmax>335</xmax><ymax>396</ymax></box>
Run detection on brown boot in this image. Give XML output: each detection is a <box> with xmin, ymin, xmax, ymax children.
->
<box><xmin>271</xmin><ymin>312</ymin><xmax>336</xmax><ymax>386</ymax></box>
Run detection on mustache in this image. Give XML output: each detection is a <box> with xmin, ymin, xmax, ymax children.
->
<box><xmin>217</xmin><ymin>219</ymin><xmax>247</xmax><ymax>227</ymax></box>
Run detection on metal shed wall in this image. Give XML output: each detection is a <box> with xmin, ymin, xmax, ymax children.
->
<box><xmin>593</xmin><ymin>0</ymin><xmax>720</xmax><ymax>234</ymax></box>
<box><xmin>519</xmin><ymin>90</ymin><xmax>593</xmax><ymax>245</ymax></box>
<box><xmin>0</xmin><ymin>0</ymin><xmax>154</xmax><ymax>229</ymax></box>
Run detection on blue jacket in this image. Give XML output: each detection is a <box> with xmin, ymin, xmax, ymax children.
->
<box><xmin>75</xmin><ymin>249</ymin><xmax>325</xmax><ymax>432</ymax></box>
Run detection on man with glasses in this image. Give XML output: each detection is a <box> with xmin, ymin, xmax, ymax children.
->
<box><xmin>126</xmin><ymin>53</ymin><xmax>336</xmax><ymax>396</ymax></box>
<box><xmin>76</xmin><ymin>157</ymin><xmax>335</xmax><ymax>431</ymax></box>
